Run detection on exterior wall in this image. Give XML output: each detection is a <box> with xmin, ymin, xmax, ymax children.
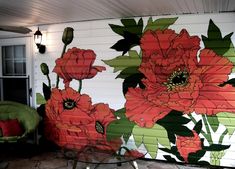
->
<box><xmin>34</xmin><ymin>13</ymin><xmax>235</xmax><ymax>167</ymax></box>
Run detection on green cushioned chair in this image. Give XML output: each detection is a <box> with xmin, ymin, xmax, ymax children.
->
<box><xmin>0</xmin><ymin>101</ymin><xmax>40</xmax><ymax>143</ymax></box>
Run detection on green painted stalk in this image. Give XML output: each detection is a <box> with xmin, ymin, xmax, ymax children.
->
<box><xmin>56</xmin><ymin>44</ymin><xmax>67</xmax><ymax>88</ymax></box>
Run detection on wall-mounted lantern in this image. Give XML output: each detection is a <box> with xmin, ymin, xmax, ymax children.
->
<box><xmin>34</xmin><ymin>27</ymin><xmax>46</xmax><ymax>54</ymax></box>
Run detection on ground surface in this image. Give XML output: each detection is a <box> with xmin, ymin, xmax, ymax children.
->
<box><xmin>0</xmin><ymin>142</ymin><xmax>216</xmax><ymax>169</ymax></box>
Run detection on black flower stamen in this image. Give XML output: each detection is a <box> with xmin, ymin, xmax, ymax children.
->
<box><xmin>164</xmin><ymin>68</ymin><xmax>189</xmax><ymax>90</ymax></box>
<box><xmin>95</xmin><ymin>121</ymin><xmax>105</xmax><ymax>134</ymax></box>
<box><xmin>63</xmin><ymin>99</ymin><xmax>76</xmax><ymax>110</ymax></box>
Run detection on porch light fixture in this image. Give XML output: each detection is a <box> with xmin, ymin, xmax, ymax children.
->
<box><xmin>34</xmin><ymin>27</ymin><xmax>46</xmax><ymax>54</ymax></box>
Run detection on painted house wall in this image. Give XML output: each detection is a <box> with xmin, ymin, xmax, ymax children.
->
<box><xmin>34</xmin><ymin>13</ymin><xmax>235</xmax><ymax>167</ymax></box>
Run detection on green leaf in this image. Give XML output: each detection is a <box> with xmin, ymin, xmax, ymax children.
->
<box><xmin>43</xmin><ymin>83</ymin><xmax>51</xmax><ymax>100</ymax></box>
<box><xmin>203</xmin><ymin>144</ymin><xmax>230</xmax><ymax>151</ymax></box>
<box><xmin>102</xmin><ymin>50</ymin><xmax>141</xmax><ymax>73</ymax></box>
<box><xmin>109</xmin><ymin>18</ymin><xmax>143</xmax><ymax>54</ymax></box>
<box><xmin>110</xmin><ymin>31</ymin><xmax>140</xmax><ymax>55</ymax></box>
<box><xmin>198</xmin><ymin>161</ymin><xmax>211</xmax><ymax>166</ymax></box>
<box><xmin>206</xmin><ymin>115</ymin><xmax>220</xmax><ymax>132</ymax></box>
<box><xmin>116</xmin><ymin>66</ymin><xmax>140</xmax><ymax>79</ymax></box>
<box><xmin>114</xmin><ymin>108</ymin><xmax>126</xmax><ymax>119</ymax></box>
<box><xmin>109</xmin><ymin>24</ymin><xmax>125</xmax><ymax>36</ymax></box>
<box><xmin>144</xmin><ymin>17</ymin><xmax>178</xmax><ymax>32</ymax></box>
<box><xmin>219</xmin><ymin>78</ymin><xmax>235</xmax><ymax>87</ymax></box>
<box><xmin>157</xmin><ymin>110</ymin><xmax>193</xmax><ymax>139</ymax></box>
<box><xmin>202</xmin><ymin>19</ymin><xmax>234</xmax><ymax>56</ymax></box>
<box><xmin>122</xmin><ymin>73</ymin><xmax>145</xmax><ymax>95</ymax></box>
<box><xmin>193</xmin><ymin>120</ymin><xmax>202</xmax><ymax>134</ymax></box>
<box><xmin>36</xmin><ymin>93</ymin><xmax>46</xmax><ymax>104</ymax></box>
<box><xmin>163</xmin><ymin>155</ymin><xmax>177</xmax><ymax>162</ymax></box>
<box><xmin>132</xmin><ymin>124</ymin><xmax>170</xmax><ymax>158</ymax></box>
<box><xmin>106</xmin><ymin>109</ymin><xmax>135</xmax><ymax>143</ymax></box>
<box><xmin>217</xmin><ymin>112</ymin><xmax>235</xmax><ymax>135</ymax></box>
<box><xmin>188</xmin><ymin>150</ymin><xmax>206</xmax><ymax>163</ymax></box>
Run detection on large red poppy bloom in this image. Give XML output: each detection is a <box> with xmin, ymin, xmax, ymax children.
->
<box><xmin>45</xmin><ymin>88</ymin><xmax>121</xmax><ymax>151</ymax></box>
<box><xmin>125</xmin><ymin>29</ymin><xmax>235</xmax><ymax>128</ymax></box>
<box><xmin>53</xmin><ymin>47</ymin><xmax>106</xmax><ymax>87</ymax></box>
<box><xmin>176</xmin><ymin>130</ymin><xmax>202</xmax><ymax>162</ymax></box>
<box><xmin>45</xmin><ymin>87</ymin><xmax>94</xmax><ymax>149</ymax></box>
<box><xmin>86</xmin><ymin>103</ymin><xmax>122</xmax><ymax>152</ymax></box>
<box><xmin>45</xmin><ymin>87</ymin><xmax>93</xmax><ymax>125</ymax></box>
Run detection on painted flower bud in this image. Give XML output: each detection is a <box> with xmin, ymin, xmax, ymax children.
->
<box><xmin>62</xmin><ymin>27</ymin><xmax>74</xmax><ymax>45</ymax></box>
<box><xmin>40</xmin><ymin>63</ymin><xmax>49</xmax><ymax>75</ymax></box>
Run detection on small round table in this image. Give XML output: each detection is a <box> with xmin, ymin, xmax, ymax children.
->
<box><xmin>64</xmin><ymin>146</ymin><xmax>145</xmax><ymax>169</ymax></box>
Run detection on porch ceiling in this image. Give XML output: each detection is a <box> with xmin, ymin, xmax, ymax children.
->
<box><xmin>0</xmin><ymin>0</ymin><xmax>234</xmax><ymax>28</ymax></box>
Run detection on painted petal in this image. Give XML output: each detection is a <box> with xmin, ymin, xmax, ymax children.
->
<box><xmin>198</xmin><ymin>49</ymin><xmax>233</xmax><ymax>84</ymax></box>
<box><xmin>125</xmin><ymin>88</ymin><xmax>171</xmax><ymax>128</ymax></box>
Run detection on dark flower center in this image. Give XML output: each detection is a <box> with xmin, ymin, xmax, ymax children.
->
<box><xmin>95</xmin><ymin>121</ymin><xmax>105</xmax><ymax>134</ymax></box>
<box><xmin>63</xmin><ymin>99</ymin><xmax>76</xmax><ymax>110</ymax></box>
<box><xmin>164</xmin><ymin>68</ymin><xmax>189</xmax><ymax>90</ymax></box>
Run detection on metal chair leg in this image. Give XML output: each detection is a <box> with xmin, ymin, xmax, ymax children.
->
<box><xmin>72</xmin><ymin>160</ymin><xmax>78</xmax><ymax>169</ymax></box>
<box><xmin>129</xmin><ymin>160</ymin><xmax>138</xmax><ymax>169</ymax></box>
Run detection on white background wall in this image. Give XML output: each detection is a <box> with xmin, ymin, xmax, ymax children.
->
<box><xmin>34</xmin><ymin>13</ymin><xmax>235</xmax><ymax>110</ymax></box>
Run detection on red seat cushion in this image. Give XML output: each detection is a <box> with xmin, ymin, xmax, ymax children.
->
<box><xmin>0</xmin><ymin>119</ymin><xmax>24</xmax><ymax>137</ymax></box>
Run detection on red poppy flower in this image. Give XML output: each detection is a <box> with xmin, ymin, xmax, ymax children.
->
<box><xmin>45</xmin><ymin>87</ymin><xmax>93</xmax><ymax>125</ymax></box>
<box><xmin>85</xmin><ymin>103</ymin><xmax>122</xmax><ymax>152</ymax></box>
<box><xmin>125</xmin><ymin>29</ymin><xmax>235</xmax><ymax>128</ymax></box>
<box><xmin>124</xmin><ymin>149</ymin><xmax>144</xmax><ymax>158</ymax></box>
<box><xmin>53</xmin><ymin>47</ymin><xmax>106</xmax><ymax>87</ymax></box>
<box><xmin>176</xmin><ymin>130</ymin><xmax>202</xmax><ymax>162</ymax></box>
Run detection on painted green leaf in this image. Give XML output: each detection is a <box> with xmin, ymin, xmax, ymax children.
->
<box><xmin>217</xmin><ymin>112</ymin><xmax>235</xmax><ymax>135</ymax></box>
<box><xmin>110</xmin><ymin>32</ymin><xmax>140</xmax><ymax>55</ymax></box>
<box><xmin>219</xmin><ymin>78</ymin><xmax>235</xmax><ymax>87</ymax></box>
<box><xmin>106</xmin><ymin>108</ymin><xmax>135</xmax><ymax>143</ymax></box>
<box><xmin>202</xmin><ymin>19</ymin><xmax>234</xmax><ymax>56</ymax></box>
<box><xmin>157</xmin><ymin>110</ymin><xmax>193</xmax><ymax>143</ymax></box>
<box><xmin>43</xmin><ymin>82</ymin><xmax>51</xmax><ymax>100</ymax></box>
<box><xmin>116</xmin><ymin>66</ymin><xmax>140</xmax><ymax>79</ymax></box>
<box><xmin>193</xmin><ymin>120</ymin><xmax>202</xmax><ymax>134</ymax></box>
<box><xmin>144</xmin><ymin>17</ymin><xmax>178</xmax><ymax>32</ymax></box>
<box><xmin>188</xmin><ymin>150</ymin><xmax>206</xmax><ymax>163</ymax></box>
<box><xmin>36</xmin><ymin>93</ymin><xmax>46</xmax><ymax>104</ymax></box>
<box><xmin>163</xmin><ymin>155</ymin><xmax>177</xmax><ymax>162</ymax></box>
<box><xmin>109</xmin><ymin>18</ymin><xmax>143</xmax><ymax>37</ymax></box>
<box><xmin>203</xmin><ymin>144</ymin><xmax>230</xmax><ymax>151</ymax></box>
<box><xmin>102</xmin><ymin>50</ymin><xmax>141</xmax><ymax>73</ymax></box>
<box><xmin>122</xmin><ymin>73</ymin><xmax>145</xmax><ymax>95</ymax></box>
<box><xmin>109</xmin><ymin>18</ymin><xmax>143</xmax><ymax>55</ymax></box>
<box><xmin>223</xmin><ymin>43</ymin><xmax>235</xmax><ymax>72</ymax></box>
<box><xmin>132</xmin><ymin>124</ymin><xmax>170</xmax><ymax>158</ymax></box>
<box><xmin>206</xmin><ymin>115</ymin><xmax>220</xmax><ymax>132</ymax></box>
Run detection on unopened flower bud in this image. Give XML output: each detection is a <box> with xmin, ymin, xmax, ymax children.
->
<box><xmin>40</xmin><ymin>63</ymin><xmax>49</xmax><ymax>75</ymax></box>
<box><xmin>62</xmin><ymin>27</ymin><xmax>74</xmax><ymax>45</ymax></box>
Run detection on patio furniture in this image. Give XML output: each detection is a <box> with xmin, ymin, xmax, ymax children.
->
<box><xmin>0</xmin><ymin>101</ymin><xmax>40</xmax><ymax>143</ymax></box>
<box><xmin>64</xmin><ymin>146</ymin><xmax>144</xmax><ymax>169</ymax></box>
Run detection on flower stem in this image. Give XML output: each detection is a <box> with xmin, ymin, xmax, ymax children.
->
<box><xmin>56</xmin><ymin>44</ymin><xmax>67</xmax><ymax>88</ymax></box>
<box><xmin>202</xmin><ymin>114</ymin><xmax>213</xmax><ymax>144</ymax></box>
<box><xmin>46</xmin><ymin>74</ymin><xmax>51</xmax><ymax>88</ymax></box>
<box><xmin>188</xmin><ymin>114</ymin><xmax>212</xmax><ymax>143</ymax></box>
<box><xmin>78</xmin><ymin>80</ymin><xmax>82</xmax><ymax>93</ymax></box>
<box><xmin>218</xmin><ymin>129</ymin><xmax>228</xmax><ymax>144</ymax></box>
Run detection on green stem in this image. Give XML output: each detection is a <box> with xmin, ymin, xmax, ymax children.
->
<box><xmin>78</xmin><ymin>80</ymin><xmax>82</xmax><ymax>93</ymax></box>
<box><xmin>202</xmin><ymin>114</ymin><xmax>213</xmax><ymax>144</ymax></box>
<box><xmin>188</xmin><ymin>114</ymin><xmax>212</xmax><ymax>143</ymax></box>
<box><xmin>218</xmin><ymin>129</ymin><xmax>228</xmax><ymax>144</ymax></box>
<box><xmin>46</xmin><ymin>74</ymin><xmax>51</xmax><ymax>88</ymax></box>
<box><xmin>56</xmin><ymin>44</ymin><xmax>67</xmax><ymax>88</ymax></box>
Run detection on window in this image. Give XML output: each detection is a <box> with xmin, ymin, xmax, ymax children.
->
<box><xmin>2</xmin><ymin>45</ymin><xmax>26</xmax><ymax>76</ymax></box>
<box><xmin>0</xmin><ymin>44</ymin><xmax>29</xmax><ymax>105</ymax></box>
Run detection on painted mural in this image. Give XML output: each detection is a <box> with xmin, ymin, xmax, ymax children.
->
<box><xmin>38</xmin><ymin>17</ymin><xmax>235</xmax><ymax>167</ymax></box>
